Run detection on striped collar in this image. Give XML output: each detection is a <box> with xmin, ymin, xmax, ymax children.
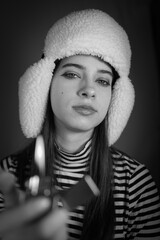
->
<box><xmin>54</xmin><ymin>138</ymin><xmax>92</xmax><ymax>181</ymax></box>
<box><xmin>54</xmin><ymin>138</ymin><xmax>92</xmax><ymax>159</ymax></box>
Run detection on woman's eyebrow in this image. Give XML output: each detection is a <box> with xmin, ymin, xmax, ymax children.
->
<box><xmin>97</xmin><ymin>69</ymin><xmax>113</xmax><ymax>77</ymax></box>
<box><xmin>61</xmin><ymin>63</ymin><xmax>113</xmax><ymax>77</ymax></box>
<box><xmin>61</xmin><ymin>63</ymin><xmax>85</xmax><ymax>70</ymax></box>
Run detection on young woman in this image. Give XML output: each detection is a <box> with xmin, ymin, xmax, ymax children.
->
<box><xmin>0</xmin><ymin>9</ymin><xmax>160</xmax><ymax>240</ymax></box>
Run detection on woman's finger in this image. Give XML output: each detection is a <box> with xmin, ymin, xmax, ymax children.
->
<box><xmin>0</xmin><ymin>197</ymin><xmax>51</xmax><ymax>235</ymax></box>
<box><xmin>36</xmin><ymin>208</ymin><xmax>68</xmax><ymax>240</ymax></box>
<box><xmin>2</xmin><ymin>208</ymin><xmax>68</xmax><ymax>240</ymax></box>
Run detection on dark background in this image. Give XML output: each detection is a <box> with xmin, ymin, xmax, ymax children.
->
<box><xmin>0</xmin><ymin>0</ymin><xmax>160</xmax><ymax>190</ymax></box>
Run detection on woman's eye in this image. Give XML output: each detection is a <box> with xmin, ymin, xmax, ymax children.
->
<box><xmin>62</xmin><ymin>72</ymin><xmax>79</xmax><ymax>79</ymax></box>
<box><xmin>96</xmin><ymin>79</ymin><xmax>111</xmax><ymax>87</ymax></box>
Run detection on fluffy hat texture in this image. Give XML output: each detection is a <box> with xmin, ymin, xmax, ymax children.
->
<box><xmin>19</xmin><ymin>9</ymin><xmax>135</xmax><ymax>146</ymax></box>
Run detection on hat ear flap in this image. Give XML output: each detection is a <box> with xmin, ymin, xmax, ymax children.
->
<box><xmin>107</xmin><ymin>77</ymin><xmax>135</xmax><ymax>146</ymax></box>
<box><xmin>19</xmin><ymin>57</ymin><xmax>55</xmax><ymax>138</ymax></box>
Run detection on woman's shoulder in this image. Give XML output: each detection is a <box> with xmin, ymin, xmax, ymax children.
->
<box><xmin>110</xmin><ymin>146</ymin><xmax>160</xmax><ymax>200</ymax></box>
<box><xmin>110</xmin><ymin>146</ymin><xmax>159</xmax><ymax>195</ymax></box>
<box><xmin>110</xmin><ymin>146</ymin><xmax>147</xmax><ymax>177</ymax></box>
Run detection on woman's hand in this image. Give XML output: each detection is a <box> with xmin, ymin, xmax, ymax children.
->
<box><xmin>0</xmin><ymin>170</ymin><xmax>68</xmax><ymax>240</ymax></box>
<box><xmin>1</xmin><ymin>204</ymin><xmax>68</xmax><ymax>240</ymax></box>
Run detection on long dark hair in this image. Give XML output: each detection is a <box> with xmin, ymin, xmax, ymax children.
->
<box><xmin>40</xmin><ymin>94</ymin><xmax>115</xmax><ymax>240</ymax></box>
<box><xmin>81</xmin><ymin>120</ymin><xmax>115</xmax><ymax>240</ymax></box>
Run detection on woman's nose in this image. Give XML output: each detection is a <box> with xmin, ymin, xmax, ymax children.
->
<box><xmin>78</xmin><ymin>86</ymin><xmax>96</xmax><ymax>99</ymax></box>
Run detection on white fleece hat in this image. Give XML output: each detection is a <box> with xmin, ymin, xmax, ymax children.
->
<box><xmin>19</xmin><ymin>9</ymin><xmax>135</xmax><ymax>146</ymax></box>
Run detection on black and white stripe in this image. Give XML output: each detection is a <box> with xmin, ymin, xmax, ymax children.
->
<box><xmin>0</xmin><ymin>144</ymin><xmax>160</xmax><ymax>239</ymax></box>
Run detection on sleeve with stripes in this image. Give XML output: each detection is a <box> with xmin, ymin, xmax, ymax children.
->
<box><xmin>0</xmin><ymin>158</ymin><xmax>9</xmax><ymax>213</ymax></box>
<box><xmin>128</xmin><ymin>164</ymin><xmax>160</xmax><ymax>239</ymax></box>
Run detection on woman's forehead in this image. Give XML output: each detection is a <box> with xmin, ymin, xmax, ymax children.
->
<box><xmin>59</xmin><ymin>54</ymin><xmax>113</xmax><ymax>71</ymax></box>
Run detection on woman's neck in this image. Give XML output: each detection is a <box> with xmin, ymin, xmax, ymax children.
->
<box><xmin>55</xmin><ymin>129</ymin><xmax>93</xmax><ymax>154</ymax></box>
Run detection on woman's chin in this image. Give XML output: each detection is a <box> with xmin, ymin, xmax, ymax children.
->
<box><xmin>64</xmin><ymin>121</ymin><xmax>98</xmax><ymax>133</ymax></box>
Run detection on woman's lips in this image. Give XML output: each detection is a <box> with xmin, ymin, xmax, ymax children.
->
<box><xmin>72</xmin><ymin>105</ymin><xmax>97</xmax><ymax>116</ymax></box>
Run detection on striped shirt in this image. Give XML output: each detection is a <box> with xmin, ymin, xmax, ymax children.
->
<box><xmin>54</xmin><ymin>140</ymin><xmax>91</xmax><ymax>239</ymax></box>
<box><xmin>0</xmin><ymin>142</ymin><xmax>160</xmax><ymax>239</ymax></box>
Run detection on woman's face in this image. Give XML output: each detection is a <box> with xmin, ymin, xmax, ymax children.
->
<box><xmin>50</xmin><ymin>55</ymin><xmax>113</xmax><ymax>134</ymax></box>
